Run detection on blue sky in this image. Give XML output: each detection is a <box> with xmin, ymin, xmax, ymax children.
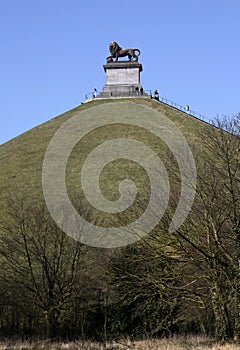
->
<box><xmin>0</xmin><ymin>0</ymin><xmax>239</xmax><ymax>144</ymax></box>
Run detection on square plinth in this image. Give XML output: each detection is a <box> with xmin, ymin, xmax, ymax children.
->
<box><xmin>103</xmin><ymin>62</ymin><xmax>142</xmax><ymax>85</ymax></box>
<box><xmin>97</xmin><ymin>61</ymin><xmax>144</xmax><ymax>98</ymax></box>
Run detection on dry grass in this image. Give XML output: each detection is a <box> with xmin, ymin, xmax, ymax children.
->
<box><xmin>0</xmin><ymin>336</ymin><xmax>239</xmax><ymax>350</ymax></box>
<box><xmin>136</xmin><ymin>336</ymin><xmax>239</xmax><ymax>349</ymax></box>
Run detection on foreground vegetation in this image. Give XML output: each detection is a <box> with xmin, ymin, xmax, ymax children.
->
<box><xmin>0</xmin><ymin>99</ymin><xmax>239</xmax><ymax>342</ymax></box>
<box><xmin>0</xmin><ymin>336</ymin><xmax>239</xmax><ymax>350</ymax></box>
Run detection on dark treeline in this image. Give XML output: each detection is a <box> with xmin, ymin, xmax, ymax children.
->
<box><xmin>0</xmin><ymin>115</ymin><xmax>239</xmax><ymax>342</ymax></box>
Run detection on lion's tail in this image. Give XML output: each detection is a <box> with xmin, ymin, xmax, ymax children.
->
<box><xmin>134</xmin><ymin>49</ymin><xmax>141</xmax><ymax>57</ymax></box>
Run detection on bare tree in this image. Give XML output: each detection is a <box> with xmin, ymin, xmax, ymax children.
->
<box><xmin>0</xmin><ymin>199</ymin><xmax>89</xmax><ymax>338</ymax></box>
<box><xmin>173</xmin><ymin>114</ymin><xmax>240</xmax><ymax>340</ymax></box>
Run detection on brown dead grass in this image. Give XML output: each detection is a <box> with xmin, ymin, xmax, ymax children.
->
<box><xmin>0</xmin><ymin>336</ymin><xmax>239</xmax><ymax>350</ymax></box>
<box><xmin>136</xmin><ymin>336</ymin><xmax>239</xmax><ymax>349</ymax></box>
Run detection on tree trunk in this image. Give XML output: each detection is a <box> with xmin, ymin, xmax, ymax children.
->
<box><xmin>211</xmin><ymin>281</ymin><xmax>233</xmax><ymax>340</ymax></box>
<box><xmin>234</xmin><ymin>228</ymin><xmax>240</xmax><ymax>337</ymax></box>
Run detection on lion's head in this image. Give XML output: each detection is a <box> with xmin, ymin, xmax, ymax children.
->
<box><xmin>109</xmin><ymin>41</ymin><xmax>122</xmax><ymax>55</ymax></box>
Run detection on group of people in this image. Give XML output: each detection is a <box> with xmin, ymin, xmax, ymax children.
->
<box><xmin>135</xmin><ymin>86</ymin><xmax>144</xmax><ymax>95</ymax></box>
<box><xmin>150</xmin><ymin>90</ymin><xmax>159</xmax><ymax>100</ymax></box>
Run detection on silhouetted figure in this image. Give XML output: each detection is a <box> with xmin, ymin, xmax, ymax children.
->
<box><xmin>154</xmin><ymin>90</ymin><xmax>159</xmax><ymax>100</ymax></box>
<box><xmin>93</xmin><ymin>88</ymin><xmax>97</xmax><ymax>98</ymax></box>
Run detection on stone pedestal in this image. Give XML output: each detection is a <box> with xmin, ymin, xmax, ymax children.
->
<box><xmin>97</xmin><ymin>61</ymin><xmax>146</xmax><ymax>98</ymax></box>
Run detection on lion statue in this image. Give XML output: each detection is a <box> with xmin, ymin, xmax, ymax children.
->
<box><xmin>107</xmin><ymin>41</ymin><xmax>141</xmax><ymax>62</ymax></box>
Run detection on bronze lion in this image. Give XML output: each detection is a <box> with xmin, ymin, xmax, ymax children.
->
<box><xmin>107</xmin><ymin>41</ymin><xmax>141</xmax><ymax>62</ymax></box>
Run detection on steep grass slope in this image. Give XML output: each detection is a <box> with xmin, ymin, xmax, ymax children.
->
<box><xmin>0</xmin><ymin>98</ymin><xmax>210</xmax><ymax>212</ymax></box>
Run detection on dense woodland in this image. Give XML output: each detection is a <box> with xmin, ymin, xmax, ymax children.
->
<box><xmin>0</xmin><ymin>115</ymin><xmax>239</xmax><ymax>342</ymax></box>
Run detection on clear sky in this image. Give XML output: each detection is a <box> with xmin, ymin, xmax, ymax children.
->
<box><xmin>0</xmin><ymin>0</ymin><xmax>239</xmax><ymax>144</ymax></box>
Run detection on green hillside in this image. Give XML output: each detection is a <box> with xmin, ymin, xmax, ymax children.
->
<box><xmin>0</xmin><ymin>98</ymin><xmax>208</xmax><ymax>207</ymax></box>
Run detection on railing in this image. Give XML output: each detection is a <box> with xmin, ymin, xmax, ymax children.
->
<box><xmin>84</xmin><ymin>90</ymin><xmax>209</xmax><ymax>123</ymax></box>
<box><xmin>157</xmin><ymin>96</ymin><xmax>206</xmax><ymax>121</ymax></box>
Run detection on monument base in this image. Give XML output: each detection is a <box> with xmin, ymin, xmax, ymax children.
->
<box><xmin>97</xmin><ymin>61</ymin><xmax>147</xmax><ymax>98</ymax></box>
